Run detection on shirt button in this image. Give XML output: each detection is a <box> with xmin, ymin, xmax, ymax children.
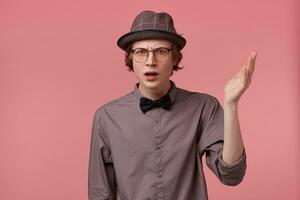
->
<box><xmin>157</xmin><ymin>172</ymin><xmax>162</xmax><ymax>177</ymax></box>
<box><xmin>103</xmin><ymin>191</ymin><xmax>109</xmax><ymax>196</ymax></box>
<box><xmin>155</xmin><ymin>119</ymin><xmax>159</xmax><ymax>124</ymax></box>
<box><xmin>156</xmin><ymin>145</ymin><xmax>161</xmax><ymax>150</ymax></box>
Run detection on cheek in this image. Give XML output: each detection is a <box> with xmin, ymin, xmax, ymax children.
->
<box><xmin>132</xmin><ymin>64</ymin><xmax>143</xmax><ymax>76</ymax></box>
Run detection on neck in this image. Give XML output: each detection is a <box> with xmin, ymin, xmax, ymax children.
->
<box><xmin>138</xmin><ymin>81</ymin><xmax>171</xmax><ymax>100</ymax></box>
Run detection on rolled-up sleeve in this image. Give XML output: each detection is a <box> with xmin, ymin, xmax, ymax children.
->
<box><xmin>88</xmin><ymin>110</ymin><xmax>117</xmax><ymax>200</ymax></box>
<box><xmin>204</xmin><ymin>141</ymin><xmax>247</xmax><ymax>186</ymax></box>
<box><xmin>217</xmin><ymin>148</ymin><xmax>247</xmax><ymax>185</ymax></box>
<box><xmin>197</xmin><ymin>96</ymin><xmax>247</xmax><ymax>186</ymax></box>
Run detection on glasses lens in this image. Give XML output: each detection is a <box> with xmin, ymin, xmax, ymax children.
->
<box><xmin>154</xmin><ymin>48</ymin><xmax>170</xmax><ymax>62</ymax></box>
<box><xmin>133</xmin><ymin>49</ymin><xmax>147</xmax><ymax>63</ymax></box>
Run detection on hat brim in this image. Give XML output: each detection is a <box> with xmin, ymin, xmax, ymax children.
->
<box><xmin>117</xmin><ymin>30</ymin><xmax>186</xmax><ymax>51</ymax></box>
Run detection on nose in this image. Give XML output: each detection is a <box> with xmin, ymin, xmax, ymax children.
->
<box><xmin>145</xmin><ymin>51</ymin><xmax>157</xmax><ymax>66</ymax></box>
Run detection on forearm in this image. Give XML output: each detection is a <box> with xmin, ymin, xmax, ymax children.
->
<box><xmin>222</xmin><ymin>103</ymin><xmax>244</xmax><ymax>165</ymax></box>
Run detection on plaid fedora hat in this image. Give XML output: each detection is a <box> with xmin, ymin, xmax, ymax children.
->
<box><xmin>117</xmin><ymin>10</ymin><xmax>186</xmax><ymax>51</ymax></box>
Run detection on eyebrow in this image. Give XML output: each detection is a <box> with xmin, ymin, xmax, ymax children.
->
<box><xmin>132</xmin><ymin>46</ymin><xmax>171</xmax><ymax>50</ymax></box>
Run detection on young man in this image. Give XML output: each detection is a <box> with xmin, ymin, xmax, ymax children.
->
<box><xmin>88</xmin><ymin>10</ymin><xmax>257</xmax><ymax>200</ymax></box>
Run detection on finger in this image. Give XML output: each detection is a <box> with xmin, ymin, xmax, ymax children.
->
<box><xmin>245</xmin><ymin>58</ymin><xmax>254</xmax><ymax>86</ymax></box>
<box><xmin>243</xmin><ymin>70</ymin><xmax>252</xmax><ymax>89</ymax></box>
<box><xmin>248</xmin><ymin>52</ymin><xmax>257</xmax><ymax>77</ymax></box>
<box><xmin>247</xmin><ymin>52</ymin><xmax>257</xmax><ymax>85</ymax></box>
<box><xmin>240</xmin><ymin>65</ymin><xmax>248</xmax><ymax>81</ymax></box>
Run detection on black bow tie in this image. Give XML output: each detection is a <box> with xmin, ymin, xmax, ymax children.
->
<box><xmin>140</xmin><ymin>94</ymin><xmax>172</xmax><ymax>113</ymax></box>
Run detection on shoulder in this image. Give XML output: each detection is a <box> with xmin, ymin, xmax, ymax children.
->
<box><xmin>93</xmin><ymin>90</ymin><xmax>135</xmax><ymax>117</ymax></box>
<box><xmin>176</xmin><ymin>86</ymin><xmax>220</xmax><ymax>104</ymax></box>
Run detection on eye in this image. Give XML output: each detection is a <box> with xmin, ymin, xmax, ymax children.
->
<box><xmin>155</xmin><ymin>48</ymin><xmax>169</xmax><ymax>55</ymax></box>
<box><xmin>134</xmin><ymin>49</ymin><xmax>147</xmax><ymax>56</ymax></box>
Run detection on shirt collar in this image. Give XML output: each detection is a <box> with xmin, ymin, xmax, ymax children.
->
<box><xmin>133</xmin><ymin>80</ymin><xmax>177</xmax><ymax>104</ymax></box>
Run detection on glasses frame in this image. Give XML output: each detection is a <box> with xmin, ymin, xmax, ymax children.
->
<box><xmin>131</xmin><ymin>47</ymin><xmax>173</xmax><ymax>63</ymax></box>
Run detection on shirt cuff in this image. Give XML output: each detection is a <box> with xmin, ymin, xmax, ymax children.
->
<box><xmin>217</xmin><ymin>148</ymin><xmax>247</xmax><ymax>185</ymax></box>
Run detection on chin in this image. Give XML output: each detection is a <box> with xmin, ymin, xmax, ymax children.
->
<box><xmin>141</xmin><ymin>78</ymin><xmax>170</xmax><ymax>90</ymax></box>
<box><xmin>138</xmin><ymin>80</ymin><xmax>158</xmax><ymax>89</ymax></box>
<box><xmin>143</xmin><ymin>81</ymin><xmax>160</xmax><ymax>89</ymax></box>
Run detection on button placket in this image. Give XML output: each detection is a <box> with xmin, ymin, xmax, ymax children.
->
<box><xmin>153</xmin><ymin>117</ymin><xmax>163</xmax><ymax>175</ymax></box>
<box><xmin>152</xmin><ymin>116</ymin><xmax>164</xmax><ymax>199</ymax></box>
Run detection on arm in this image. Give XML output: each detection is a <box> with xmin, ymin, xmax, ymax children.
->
<box><xmin>198</xmin><ymin>52</ymin><xmax>256</xmax><ymax>186</ymax></box>
<box><xmin>222</xmin><ymin>52</ymin><xmax>257</xmax><ymax>165</ymax></box>
<box><xmin>222</xmin><ymin>104</ymin><xmax>244</xmax><ymax>165</ymax></box>
<box><xmin>88</xmin><ymin>110</ymin><xmax>117</xmax><ymax>200</ymax></box>
<box><xmin>198</xmin><ymin>97</ymin><xmax>246</xmax><ymax>186</ymax></box>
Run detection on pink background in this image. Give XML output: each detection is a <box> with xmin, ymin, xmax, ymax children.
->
<box><xmin>1</xmin><ymin>0</ymin><xmax>299</xmax><ymax>199</ymax></box>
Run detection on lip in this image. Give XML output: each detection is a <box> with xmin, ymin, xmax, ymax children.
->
<box><xmin>144</xmin><ymin>71</ymin><xmax>159</xmax><ymax>81</ymax></box>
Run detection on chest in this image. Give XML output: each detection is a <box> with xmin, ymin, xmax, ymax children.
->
<box><xmin>105</xmin><ymin>106</ymin><xmax>202</xmax><ymax>161</ymax></box>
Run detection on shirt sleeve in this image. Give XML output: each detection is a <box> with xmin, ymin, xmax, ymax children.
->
<box><xmin>197</xmin><ymin>96</ymin><xmax>247</xmax><ymax>186</ymax></box>
<box><xmin>88</xmin><ymin>110</ymin><xmax>117</xmax><ymax>200</ymax></box>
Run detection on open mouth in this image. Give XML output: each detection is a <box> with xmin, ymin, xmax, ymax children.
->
<box><xmin>145</xmin><ymin>72</ymin><xmax>158</xmax><ymax>76</ymax></box>
<box><xmin>144</xmin><ymin>72</ymin><xmax>158</xmax><ymax>80</ymax></box>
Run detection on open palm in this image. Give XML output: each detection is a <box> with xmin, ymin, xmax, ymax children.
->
<box><xmin>224</xmin><ymin>52</ymin><xmax>257</xmax><ymax>105</ymax></box>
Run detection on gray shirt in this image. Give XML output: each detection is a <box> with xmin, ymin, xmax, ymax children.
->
<box><xmin>88</xmin><ymin>80</ymin><xmax>246</xmax><ymax>200</ymax></box>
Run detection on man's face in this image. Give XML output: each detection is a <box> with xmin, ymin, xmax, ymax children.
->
<box><xmin>131</xmin><ymin>39</ymin><xmax>175</xmax><ymax>91</ymax></box>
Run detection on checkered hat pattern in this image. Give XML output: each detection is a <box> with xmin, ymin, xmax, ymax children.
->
<box><xmin>117</xmin><ymin>10</ymin><xmax>186</xmax><ymax>50</ymax></box>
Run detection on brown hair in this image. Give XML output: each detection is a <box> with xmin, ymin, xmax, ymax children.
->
<box><xmin>124</xmin><ymin>42</ymin><xmax>183</xmax><ymax>76</ymax></box>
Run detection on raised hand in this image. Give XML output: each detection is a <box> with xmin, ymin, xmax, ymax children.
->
<box><xmin>224</xmin><ymin>52</ymin><xmax>257</xmax><ymax>106</ymax></box>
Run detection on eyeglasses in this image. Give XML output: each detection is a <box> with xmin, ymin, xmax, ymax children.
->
<box><xmin>131</xmin><ymin>47</ymin><xmax>172</xmax><ymax>63</ymax></box>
